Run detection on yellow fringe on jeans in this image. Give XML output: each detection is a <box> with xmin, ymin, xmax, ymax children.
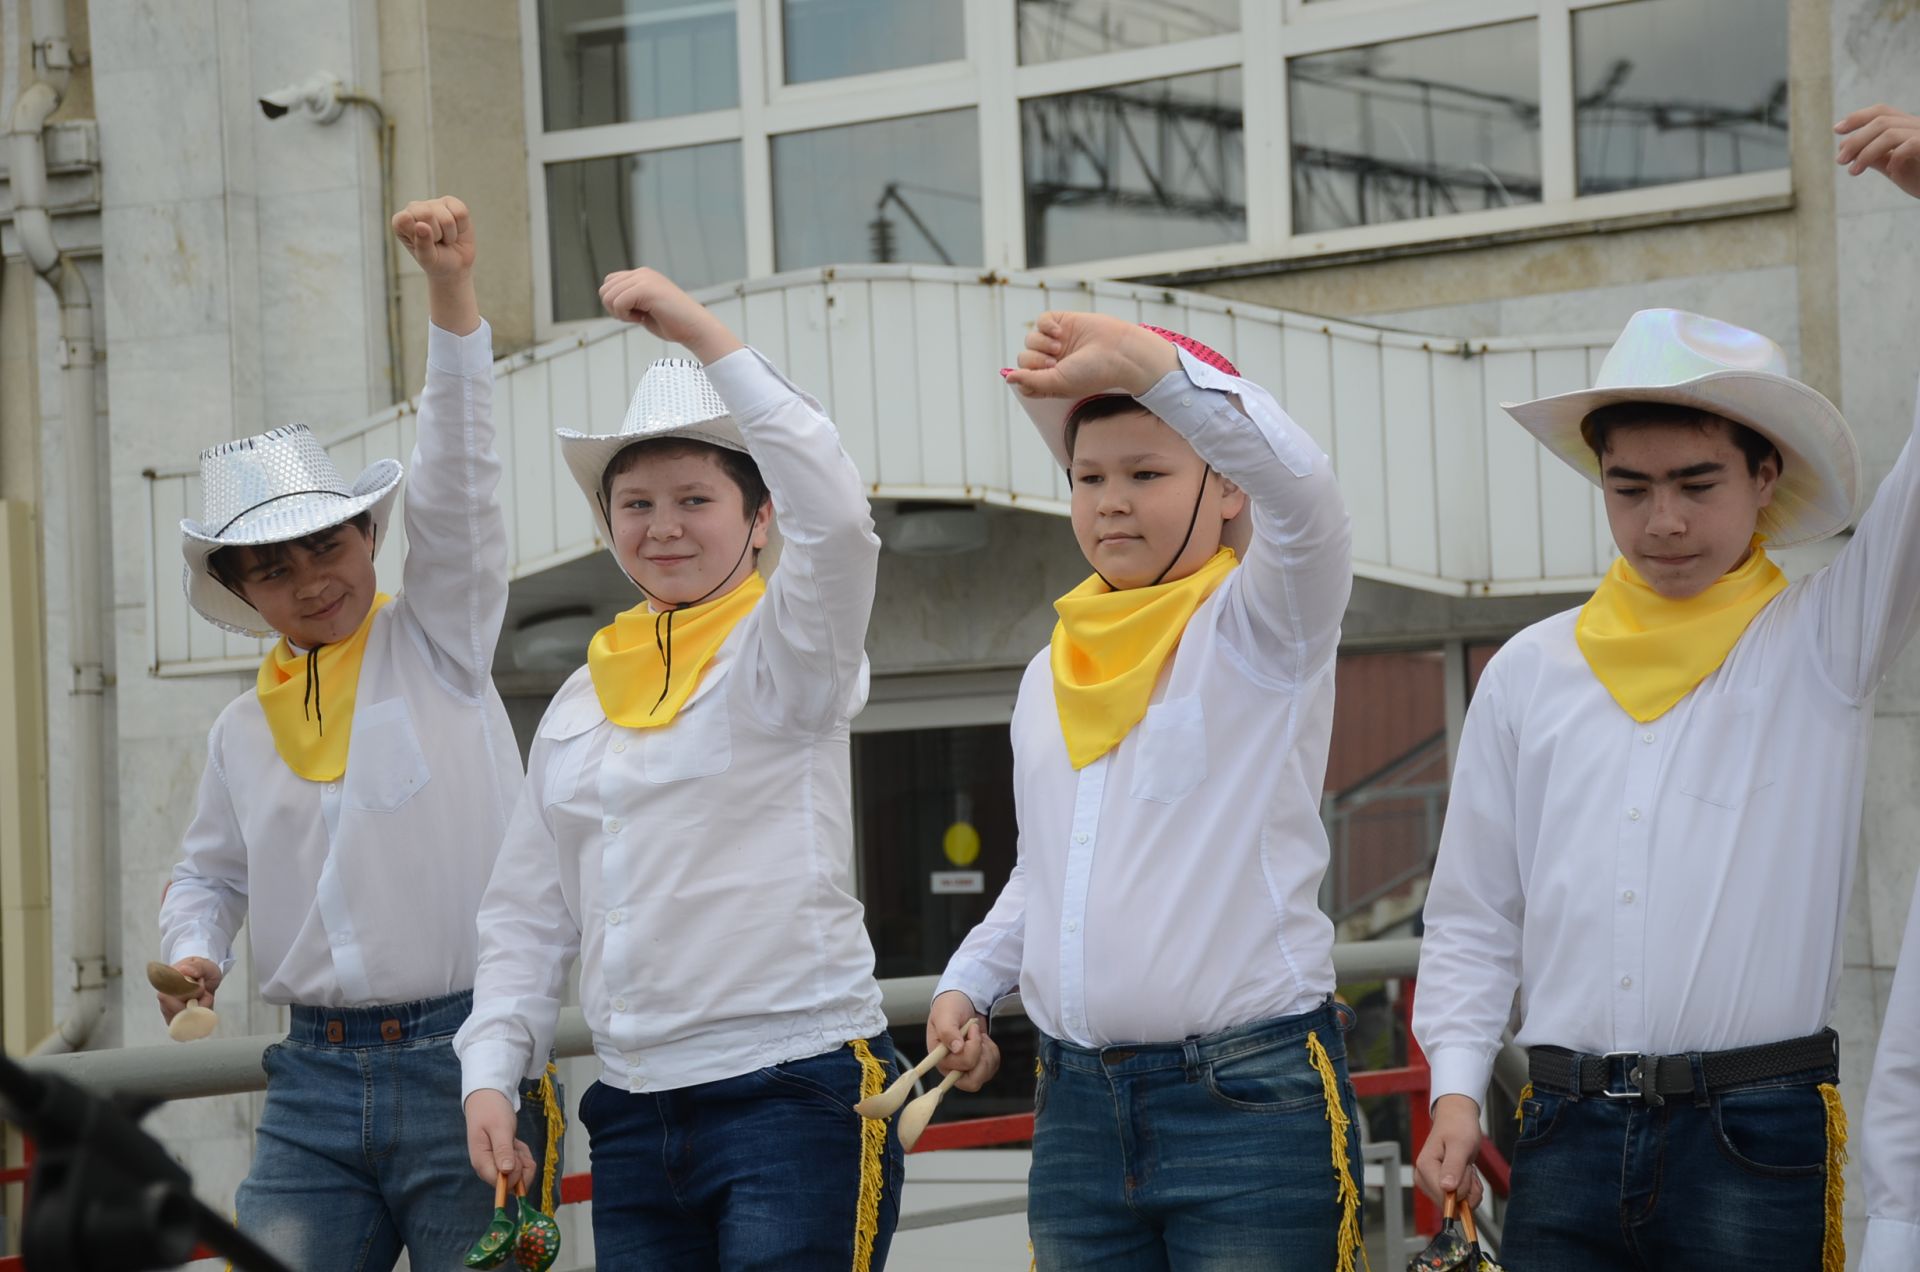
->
<box><xmin>1515</xmin><ymin>1081</ymin><xmax>1533</xmax><ymax>1126</ymax></box>
<box><xmin>1818</xmin><ymin>1083</ymin><xmax>1848</xmax><ymax>1272</ymax></box>
<box><xmin>850</xmin><ymin>1039</ymin><xmax>888</xmax><ymax>1272</ymax></box>
<box><xmin>1306</xmin><ymin>1030</ymin><xmax>1371</xmax><ymax>1272</ymax></box>
<box><xmin>537</xmin><ymin>1061</ymin><xmax>565</xmax><ymax>1216</ymax></box>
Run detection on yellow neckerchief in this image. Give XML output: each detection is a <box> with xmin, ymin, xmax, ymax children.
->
<box><xmin>1049</xmin><ymin>547</ymin><xmax>1237</xmax><ymax>768</ymax></box>
<box><xmin>256</xmin><ymin>593</ymin><xmax>392</xmax><ymax>782</ymax></box>
<box><xmin>588</xmin><ymin>572</ymin><xmax>766</xmax><ymax>729</ymax></box>
<box><xmin>1575</xmin><ymin>536</ymin><xmax>1787</xmax><ymax>723</ymax></box>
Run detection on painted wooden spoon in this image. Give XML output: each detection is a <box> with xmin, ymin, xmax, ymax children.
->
<box><xmin>897</xmin><ymin>1069</ymin><xmax>964</xmax><ymax>1152</ymax></box>
<box><xmin>512</xmin><ymin>1180</ymin><xmax>562</xmax><ymax>1272</ymax></box>
<box><xmin>853</xmin><ymin>1019</ymin><xmax>976</xmax><ymax>1120</ymax></box>
<box><xmin>461</xmin><ymin>1175</ymin><xmax>515</xmax><ymax>1269</ymax></box>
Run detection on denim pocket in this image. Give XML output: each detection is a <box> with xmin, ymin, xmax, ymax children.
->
<box><xmin>1515</xmin><ymin>1090</ymin><xmax>1566</xmax><ymax>1148</ymax></box>
<box><xmin>1201</xmin><ymin>1043</ymin><xmax>1330</xmax><ymax>1113</ymax></box>
<box><xmin>576</xmin><ymin>1079</ymin><xmax>611</xmax><ymax>1134</ymax></box>
<box><xmin>1711</xmin><ymin>1084</ymin><xmax>1827</xmax><ymax>1178</ymax></box>
<box><xmin>759</xmin><ymin>1049</ymin><xmax>860</xmax><ymax>1119</ymax></box>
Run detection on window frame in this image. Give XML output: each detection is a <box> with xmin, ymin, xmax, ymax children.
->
<box><xmin>522</xmin><ymin>0</ymin><xmax>1794</xmax><ymax>338</ymax></box>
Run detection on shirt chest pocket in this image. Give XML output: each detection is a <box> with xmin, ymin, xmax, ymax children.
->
<box><xmin>1674</xmin><ymin>692</ymin><xmax>1774</xmax><ymax>810</ymax></box>
<box><xmin>1129</xmin><ymin>696</ymin><xmax>1209</xmax><ymax>804</ymax></box>
<box><xmin>643</xmin><ymin>687</ymin><xmax>734</xmax><ymax>784</ymax></box>
<box><xmin>343</xmin><ymin>697</ymin><xmax>431</xmax><ymax>813</ymax></box>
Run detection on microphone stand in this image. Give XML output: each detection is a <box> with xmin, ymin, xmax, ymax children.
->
<box><xmin>0</xmin><ymin>1047</ymin><xmax>292</xmax><ymax>1272</ymax></box>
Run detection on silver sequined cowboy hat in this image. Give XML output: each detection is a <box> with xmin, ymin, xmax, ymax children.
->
<box><xmin>1503</xmin><ymin>308</ymin><xmax>1861</xmax><ymax>549</ymax></box>
<box><xmin>1005</xmin><ymin>324</ymin><xmax>1255</xmax><ymax>558</ymax></box>
<box><xmin>557</xmin><ymin>357</ymin><xmax>782</xmax><ymax>573</ymax></box>
<box><xmin>179</xmin><ymin>425</ymin><xmax>403</xmax><ymax>636</ymax></box>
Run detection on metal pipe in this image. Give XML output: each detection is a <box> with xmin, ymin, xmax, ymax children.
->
<box><xmin>336</xmin><ymin>91</ymin><xmax>403</xmax><ymax>404</ymax></box>
<box><xmin>7</xmin><ymin>0</ymin><xmax>110</xmax><ymax>1057</ymax></box>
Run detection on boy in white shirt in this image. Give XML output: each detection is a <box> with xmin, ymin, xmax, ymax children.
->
<box><xmin>156</xmin><ymin>197</ymin><xmax>552</xmax><ymax>1268</ymax></box>
<box><xmin>455</xmin><ymin>268</ymin><xmax>900</xmax><ymax>1270</ymax></box>
<box><xmin>928</xmin><ymin>312</ymin><xmax>1362</xmax><ymax>1271</ymax></box>
<box><xmin>1415</xmin><ymin>104</ymin><xmax>1920</xmax><ymax>1272</ymax></box>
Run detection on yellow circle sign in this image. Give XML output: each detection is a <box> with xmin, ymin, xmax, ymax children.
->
<box><xmin>942</xmin><ymin>821</ymin><xmax>981</xmax><ymax>867</ymax></box>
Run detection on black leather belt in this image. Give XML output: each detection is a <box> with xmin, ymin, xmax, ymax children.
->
<box><xmin>1528</xmin><ymin>1028</ymin><xmax>1838</xmax><ymax>1107</ymax></box>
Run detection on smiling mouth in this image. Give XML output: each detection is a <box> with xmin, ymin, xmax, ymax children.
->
<box><xmin>305</xmin><ymin>596</ymin><xmax>345</xmax><ymax>621</ymax></box>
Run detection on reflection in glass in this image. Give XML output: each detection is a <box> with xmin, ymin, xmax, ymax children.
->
<box><xmin>537</xmin><ymin>0</ymin><xmax>738</xmax><ymax>132</ymax></box>
<box><xmin>1023</xmin><ymin>69</ymin><xmax>1245</xmax><ymax>266</ymax></box>
<box><xmin>772</xmin><ymin>111</ymin><xmax>982</xmax><ymax>270</ymax></box>
<box><xmin>1016</xmin><ymin>0</ymin><xmax>1238</xmax><ymax>65</ymax></box>
<box><xmin>782</xmin><ymin>0</ymin><xmax>965</xmax><ymax>84</ymax></box>
<box><xmin>546</xmin><ymin>143</ymin><xmax>745</xmax><ymax>322</ymax></box>
<box><xmin>1289</xmin><ymin>22</ymin><xmax>1542</xmax><ymax>233</ymax></box>
<box><xmin>1574</xmin><ymin>0</ymin><xmax>1788</xmax><ymax>195</ymax></box>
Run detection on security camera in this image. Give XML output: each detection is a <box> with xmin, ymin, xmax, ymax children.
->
<box><xmin>258</xmin><ymin>72</ymin><xmax>345</xmax><ymax>125</ymax></box>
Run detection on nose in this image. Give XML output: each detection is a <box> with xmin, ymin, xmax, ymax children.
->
<box><xmin>647</xmin><ymin>510</ymin><xmax>681</xmax><ymax>541</ymax></box>
<box><xmin>1096</xmin><ymin>483</ymin><xmax>1129</xmax><ymax>517</ymax></box>
<box><xmin>1646</xmin><ymin>487</ymin><xmax>1687</xmax><ymax>538</ymax></box>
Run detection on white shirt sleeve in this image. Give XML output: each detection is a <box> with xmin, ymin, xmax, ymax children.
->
<box><xmin>1413</xmin><ymin>659</ymin><xmax>1527</xmax><ymax>1108</ymax></box>
<box><xmin>1135</xmin><ymin>348</ymin><xmax>1353</xmax><ymax>686</ymax></box>
<box><xmin>1803</xmin><ymin>385</ymin><xmax>1920</xmax><ymax>700</ymax></box>
<box><xmin>158</xmin><ymin>731</ymin><xmax>250</xmax><ymax>973</ymax></box>
<box><xmin>704</xmin><ymin>347</ymin><xmax>881</xmax><ymax>734</ymax></box>
<box><xmin>455</xmin><ymin>750</ymin><xmax>581</xmax><ymax>1109</ymax></box>
<box><xmin>396</xmin><ymin>320</ymin><xmax>508</xmax><ymax>700</ymax></box>
<box><xmin>1863</xmin><ymin>871</ymin><xmax>1920</xmax><ymax>1269</ymax></box>
<box><xmin>937</xmin><ymin>856</ymin><xmax>1029</xmax><ymax>1017</ymax></box>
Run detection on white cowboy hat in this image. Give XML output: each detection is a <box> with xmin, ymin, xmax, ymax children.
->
<box><xmin>1503</xmin><ymin>308</ymin><xmax>1861</xmax><ymax>549</ymax></box>
<box><xmin>179</xmin><ymin>425</ymin><xmax>403</xmax><ymax>637</ymax></box>
<box><xmin>1007</xmin><ymin>324</ymin><xmax>1254</xmax><ymax>558</ymax></box>
<box><xmin>556</xmin><ymin>357</ymin><xmax>782</xmax><ymax>575</ymax></box>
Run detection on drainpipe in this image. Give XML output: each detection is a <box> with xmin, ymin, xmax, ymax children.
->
<box><xmin>8</xmin><ymin>0</ymin><xmax>110</xmax><ymax>1055</ymax></box>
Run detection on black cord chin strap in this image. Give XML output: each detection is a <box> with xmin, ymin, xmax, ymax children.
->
<box><xmin>1093</xmin><ymin>466</ymin><xmax>1214</xmax><ymax>592</ymax></box>
<box><xmin>303</xmin><ymin>646</ymin><xmax>323</xmax><ymax>736</ymax></box>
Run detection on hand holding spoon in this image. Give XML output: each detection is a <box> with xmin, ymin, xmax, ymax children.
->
<box><xmin>854</xmin><ymin>1020</ymin><xmax>977</xmax><ymax>1119</ymax></box>
<box><xmin>148</xmin><ymin>961</ymin><xmax>219</xmax><ymax>1042</ymax></box>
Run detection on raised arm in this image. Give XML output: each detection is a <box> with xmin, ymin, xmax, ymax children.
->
<box><xmin>1863</xmin><ymin>871</ymin><xmax>1920</xmax><ymax>1270</ymax></box>
<box><xmin>391</xmin><ymin>196</ymin><xmax>508</xmax><ymax>698</ymax></box>
<box><xmin>599</xmin><ymin>268</ymin><xmax>880</xmax><ymax>731</ymax></box>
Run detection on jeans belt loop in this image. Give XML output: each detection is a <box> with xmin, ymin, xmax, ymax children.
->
<box><xmin>1181</xmin><ymin>1039</ymin><xmax>1203</xmax><ymax>1082</ymax></box>
<box><xmin>1687</xmin><ymin>1052</ymin><xmax>1711</xmax><ymax>1108</ymax></box>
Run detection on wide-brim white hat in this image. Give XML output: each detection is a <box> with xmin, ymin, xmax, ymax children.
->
<box><xmin>1503</xmin><ymin>308</ymin><xmax>1860</xmax><ymax>549</ymax></box>
<box><xmin>179</xmin><ymin>425</ymin><xmax>403</xmax><ymax>637</ymax></box>
<box><xmin>1007</xmin><ymin>324</ymin><xmax>1254</xmax><ymax>558</ymax></box>
<box><xmin>557</xmin><ymin>357</ymin><xmax>782</xmax><ymax>574</ymax></box>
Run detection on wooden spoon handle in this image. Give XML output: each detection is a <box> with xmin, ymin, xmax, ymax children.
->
<box><xmin>1457</xmin><ymin>1199</ymin><xmax>1479</xmax><ymax>1245</ymax></box>
<box><xmin>494</xmin><ymin>1173</ymin><xmax>508</xmax><ymax>1210</ymax></box>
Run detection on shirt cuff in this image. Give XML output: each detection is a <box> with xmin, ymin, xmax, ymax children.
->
<box><xmin>1135</xmin><ymin>353</ymin><xmax>1234</xmax><ymax>441</ymax></box>
<box><xmin>703</xmin><ymin>345</ymin><xmax>808</xmax><ymax>422</ymax></box>
<box><xmin>935</xmin><ymin>966</ymin><xmax>1008</xmax><ymax>1020</ymax></box>
<box><xmin>459</xmin><ymin>1038</ymin><xmax>530</xmax><ymax>1112</ymax></box>
<box><xmin>163</xmin><ymin>930</ymin><xmax>231</xmax><ymax>974</ymax></box>
<box><xmin>426</xmin><ymin>318</ymin><xmax>495</xmax><ymax>377</ymax></box>
<box><xmin>1863</xmin><ymin>1217</ymin><xmax>1920</xmax><ymax>1271</ymax></box>
<box><xmin>1425</xmin><ymin>1045</ymin><xmax>1495</xmax><ymax>1111</ymax></box>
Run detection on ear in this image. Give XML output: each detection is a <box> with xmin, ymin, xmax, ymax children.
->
<box><xmin>1216</xmin><ymin>474</ymin><xmax>1247</xmax><ymax>522</ymax></box>
<box><xmin>1753</xmin><ymin>453</ymin><xmax>1781</xmax><ymax>509</ymax></box>
<box><xmin>751</xmin><ymin>495</ymin><xmax>774</xmax><ymax>552</ymax></box>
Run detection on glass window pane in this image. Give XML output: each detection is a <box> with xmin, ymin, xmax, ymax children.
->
<box><xmin>1016</xmin><ymin>0</ymin><xmax>1238</xmax><ymax>65</ymax></box>
<box><xmin>772</xmin><ymin>111</ymin><xmax>982</xmax><ymax>270</ymax></box>
<box><xmin>1574</xmin><ymin>0</ymin><xmax>1788</xmax><ymax>195</ymax></box>
<box><xmin>1289</xmin><ymin>22</ymin><xmax>1542</xmax><ymax>234</ymax></box>
<box><xmin>782</xmin><ymin>0</ymin><xmax>965</xmax><ymax>84</ymax></box>
<box><xmin>1023</xmin><ymin>68</ymin><xmax>1245</xmax><ymax>267</ymax></box>
<box><xmin>538</xmin><ymin>0</ymin><xmax>738</xmax><ymax>131</ymax></box>
<box><xmin>546</xmin><ymin>142</ymin><xmax>746</xmax><ymax>323</ymax></box>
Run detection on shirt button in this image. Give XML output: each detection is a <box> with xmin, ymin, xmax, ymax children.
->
<box><xmin>1181</xmin><ymin>395</ymin><xmax>1193</xmax><ymax>406</ymax></box>
<box><xmin>325</xmin><ymin>782</ymin><xmax>338</xmax><ymax>793</ymax></box>
<box><xmin>612</xmin><ymin>740</ymin><xmax>627</xmax><ymax>754</ymax></box>
<box><xmin>1622</xmin><ymin>890</ymin><xmax>1635</xmax><ymax>904</ymax></box>
<box><xmin>1627</xmin><ymin>808</ymin><xmax>1641</xmax><ymax>821</ymax></box>
<box><xmin>608</xmin><ymin>909</ymin><xmax>625</xmax><ymax>925</ymax></box>
<box><xmin>1072</xmin><ymin>832</ymin><xmax>1088</xmax><ymax>845</ymax></box>
<box><xmin>332</xmin><ymin>932</ymin><xmax>350</xmax><ymax>946</ymax></box>
<box><xmin>1620</xmin><ymin>976</ymin><xmax>1633</xmax><ymax>989</ymax></box>
<box><xmin>1065</xmin><ymin>921</ymin><xmax>1079</xmax><ymax>933</ymax></box>
<box><xmin>612</xmin><ymin>996</ymin><xmax>629</xmax><ymax>1012</ymax></box>
<box><xmin>606</xmin><ymin>818</ymin><xmax>622</xmax><ymax>833</ymax></box>
<box><xmin>1641</xmin><ymin>732</ymin><xmax>1656</xmax><ymax>744</ymax></box>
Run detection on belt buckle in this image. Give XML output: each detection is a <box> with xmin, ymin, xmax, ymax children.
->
<box><xmin>1594</xmin><ymin>1050</ymin><xmax>1665</xmax><ymax>1107</ymax></box>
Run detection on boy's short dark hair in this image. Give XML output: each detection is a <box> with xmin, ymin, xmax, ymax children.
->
<box><xmin>1064</xmin><ymin>395</ymin><xmax>1156</xmax><ymax>461</ymax></box>
<box><xmin>601</xmin><ymin>437</ymin><xmax>769</xmax><ymax>520</ymax></box>
<box><xmin>208</xmin><ymin>511</ymin><xmax>373</xmax><ymax>589</ymax></box>
<box><xmin>1580</xmin><ymin>402</ymin><xmax>1784</xmax><ymax>478</ymax></box>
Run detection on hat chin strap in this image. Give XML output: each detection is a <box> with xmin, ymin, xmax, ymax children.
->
<box><xmin>1093</xmin><ymin>466</ymin><xmax>1213</xmax><ymax>592</ymax></box>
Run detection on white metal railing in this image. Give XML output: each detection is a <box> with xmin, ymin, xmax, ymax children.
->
<box><xmin>142</xmin><ymin>264</ymin><xmax>1616</xmax><ymax>675</ymax></box>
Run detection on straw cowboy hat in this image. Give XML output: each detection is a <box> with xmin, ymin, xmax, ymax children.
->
<box><xmin>180</xmin><ymin>425</ymin><xmax>403</xmax><ymax>637</ymax></box>
<box><xmin>1503</xmin><ymin>308</ymin><xmax>1861</xmax><ymax>548</ymax></box>
<box><xmin>1007</xmin><ymin>324</ymin><xmax>1255</xmax><ymax>558</ymax></box>
<box><xmin>557</xmin><ymin>357</ymin><xmax>782</xmax><ymax>573</ymax></box>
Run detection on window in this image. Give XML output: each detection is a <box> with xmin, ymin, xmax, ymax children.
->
<box><xmin>1023</xmin><ymin>69</ymin><xmax>1245</xmax><ymax>266</ymax></box>
<box><xmin>546</xmin><ymin>143</ymin><xmax>747</xmax><ymax>321</ymax></box>
<box><xmin>771</xmin><ymin>111</ymin><xmax>983</xmax><ymax>270</ymax></box>
<box><xmin>1573</xmin><ymin>0</ymin><xmax>1789</xmax><ymax>195</ymax></box>
<box><xmin>1289</xmin><ymin>22</ymin><xmax>1542</xmax><ymax>233</ymax></box>
<box><xmin>780</xmin><ymin>0</ymin><xmax>965</xmax><ymax>83</ymax></box>
<box><xmin>1016</xmin><ymin>0</ymin><xmax>1239</xmax><ymax>64</ymax></box>
<box><xmin>537</xmin><ymin>0</ymin><xmax>738</xmax><ymax>130</ymax></box>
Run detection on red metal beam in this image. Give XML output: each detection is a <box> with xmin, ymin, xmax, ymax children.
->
<box><xmin>909</xmin><ymin>1112</ymin><xmax>1035</xmax><ymax>1154</ymax></box>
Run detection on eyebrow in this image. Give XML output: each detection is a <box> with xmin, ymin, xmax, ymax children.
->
<box><xmin>1073</xmin><ymin>451</ymin><xmax>1171</xmax><ymax>468</ymax></box>
<box><xmin>611</xmin><ymin>478</ymin><xmax>719</xmax><ymax>494</ymax></box>
<box><xmin>1603</xmin><ymin>460</ymin><xmax>1728</xmax><ymax>482</ymax></box>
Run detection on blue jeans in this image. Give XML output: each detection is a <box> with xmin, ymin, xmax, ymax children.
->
<box><xmin>579</xmin><ymin>1035</ymin><xmax>905</xmax><ymax>1271</ymax></box>
<box><xmin>235</xmin><ymin>991</ymin><xmax>556</xmax><ymax>1272</ymax></box>
<box><xmin>1503</xmin><ymin>1056</ymin><xmax>1840</xmax><ymax>1271</ymax></box>
<box><xmin>1029</xmin><ymin>1001</ymin><xmax>1366</xmax><ymax>1272</ymax></box>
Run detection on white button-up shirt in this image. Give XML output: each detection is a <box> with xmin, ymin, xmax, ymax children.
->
<box><xmin>936</xmin><ymin>349</ymin><xmax>1353</xmax><ymax>1047</ymax></box>
<box><xmin>1865</xmin><ymin>872</ymin><xmax>1920</xmax><ymax>1270</ymax></box>
<box><xmin>159</xmin><ymin>322</ymin><xmax>521</xmax><ymax>1008</ymax></box>
<box><xmin>1416</xmin><ymin>390</ymin><xmax>1920</xmax><ymax>1108</ymax></box>
<box><xmin>455</xmin><ymin>348</ymin><xmax>887</xmax><ymax>1102</ymax></box>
